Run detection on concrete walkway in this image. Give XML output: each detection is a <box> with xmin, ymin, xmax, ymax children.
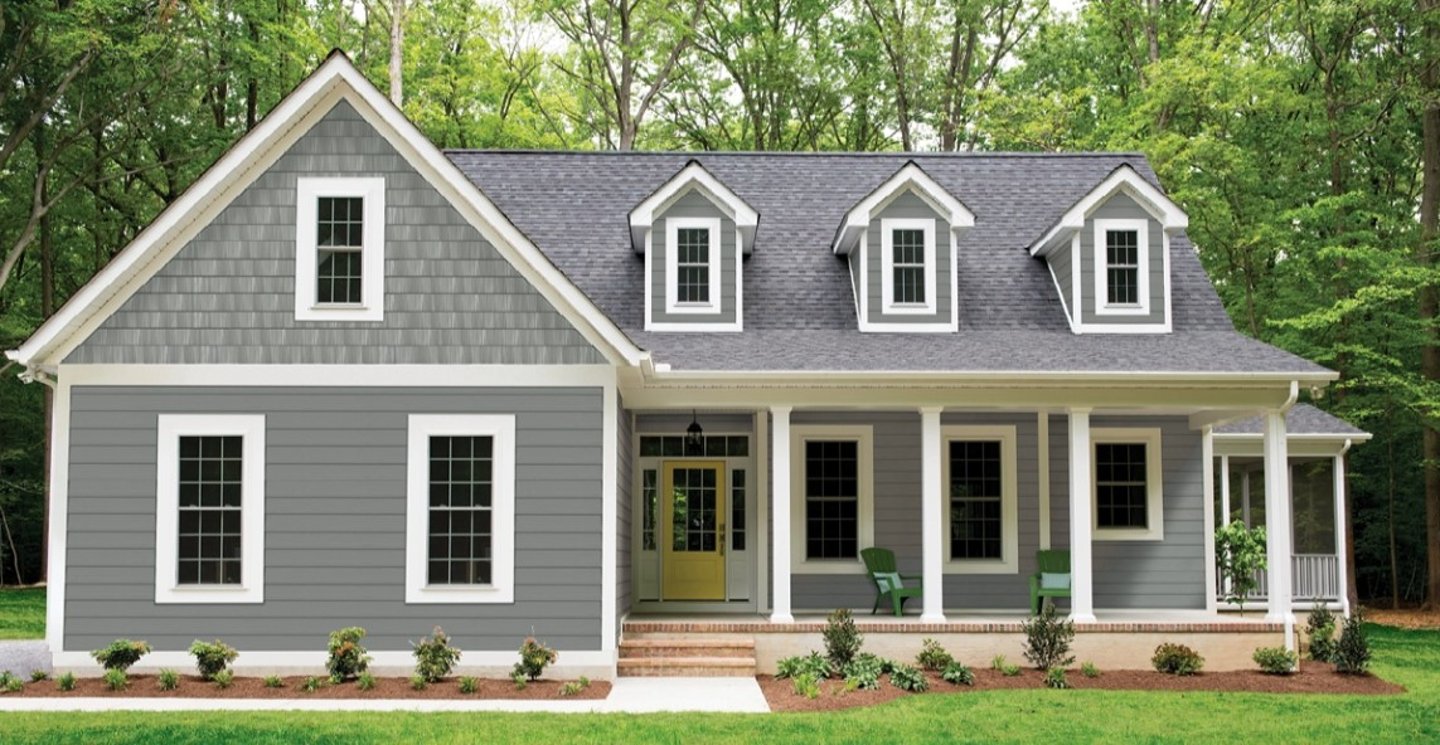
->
<box><xmin>0</xmin><ymin>676</ymin><xmax>771</xmax><ymax>714</ymax></box>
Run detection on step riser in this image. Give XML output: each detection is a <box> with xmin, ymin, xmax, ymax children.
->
<box><xmin>619</xmin><ymin>667</ymin><xmax>755</xmax><ymax>677</ymax></box>
<box><xmin>621</xmin><ymin>647</ymin><xmax>753</xmax><ymax>659</ymax></box>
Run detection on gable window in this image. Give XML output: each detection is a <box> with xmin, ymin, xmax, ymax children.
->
<box><xmin>1093</xmin><ymin>218</ymin><xmax>1151</xmax><ymax>316</ymax></box>
<box><xmin>790</xmin><ymin>425</ymin><xmax>874</xmax><ymax>573</ymax></box>
<box><xmin>406</xmin><ymin>414</ymin><xmax>515</xmax><ymax>603</ymax></box>
<box><xmin>154</xmin><ymin>415</ymin><xmax>266</xmax><ymax>603</ymax></box>
<box><xmin>943</xmin><ymin>426</ymin><xmax>1018</xmax><ymax>573</ymax></box>
<box><xmin>1091</xmin><ymin>427</ymin><xmax>1165</xmax><ymax>540</ymax></box>
<box><xmin>664</xmin><ymin>216</ymin><xmax>722</xmax><ymax>315</ymax></box>
<box><xmin>880</xmin><ymin>218</ymin><xmax>937</xmax><ymax>314</ymax></box>
<box><xmin>294</xmin><ymin>177</ymin><xmax>385</xmax><ymax>321</ymax></box>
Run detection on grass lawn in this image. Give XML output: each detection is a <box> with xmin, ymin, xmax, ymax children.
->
<box><xmin>0</xmin><ymin>587</ymin><xmax>44</xmax><ymax>640</ymax></box>
<box><xmin>0</xmin><ymin>604</ymin><xmax>1436</xmax><ymax>743</ymax></box>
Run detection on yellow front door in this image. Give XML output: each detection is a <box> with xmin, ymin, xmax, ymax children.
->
<box><xmin>661</xmin><ymin>461</ymin><xmax>727</xmax><ymax>600</ymax></box>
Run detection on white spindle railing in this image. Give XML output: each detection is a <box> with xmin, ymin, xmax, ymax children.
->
<box><xmin>1215</xmin><ymin>554</ymin><xmax>1339</xmax><ymax>603</ymax></box>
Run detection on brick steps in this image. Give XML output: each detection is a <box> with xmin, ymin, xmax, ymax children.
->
<box><xmin>618</xmin><ymin>636</ymin><xmax>757</xmax><ymax>677</ymax></box>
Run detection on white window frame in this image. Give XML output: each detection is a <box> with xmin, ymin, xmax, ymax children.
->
<box><xmin>154</xmin><ymin>414</ymin><xmax>266</xmax><ymax>604</ymax></box>
<box><xmin>942</xmin><ymin>425</ymin><xmax>1018</xmax><ymax>574</ymax></box>
<box><xmin>405</xmin><ymin>414</ymin><xmax>516</xmax><ymax>604</ymax></box>
<box><xmin>664</xmin><ymin>216</ymin><xmax>722</xmax><ymax>315</ymax></box>
<box><xmin>790</xmin><ymin>425</ymin><xmax>874</xmax><ymax>574</ymax></box>
<box><xmin>1093</xmin><ymin>218</ymin><xmax>1150</xmax><ymax>316</ymax></box>
<box><xmin>880</xmin><ymin>217</ymin><xmax>937</xmax><ymax>314</ymax></box>
<box><xmin>1091</xmin><ymin>427</ymin><xmax>1165</xmax><ymax>541</ymax></box>
<box><xmin>294</xmin><ymin>177</ymin><xmax>386</xmax><ymax>321</ymax></box>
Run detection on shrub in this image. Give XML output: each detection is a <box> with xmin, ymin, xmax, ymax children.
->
<box><xmin>188</xmin><ymin>639</ymin><xmax>239</xmax><ymax>681</ymax></box>
<box><xmin>92</xmin><ymin>639</ymin><xmax>152</xmax><ymax>671</ymax></box>
<box><xmin>513</xmin><ymin>636</ymin><xmax>558</xmax><ymax>682</ymax></box>
<box><xmin>1306</xmin><ymin>604</ymin><xmax>1339</xmax><ymax>663</ymax></box>
<box><xmin>822</xmin><ymin>609</ymin><xmax>862</xmax><ymax>670</ymax></box>
<box><xmin>157</xmin><ymin>669</ymin><xmax>180</xmax><ymax>691</ymax></box>
<box><xmin>29</xmin><ymin>670</ymin><xmax>48</xmax><ymax>682</ymax></box>
<box><xmin>1000</xmin><ymin>662</ymin><xmax>1022</xmax><ymax>677</ymax></box>
<box><xmin>1044</xmin><ymin>667</ymin><xmax>1069</xmax><ymax>689</ymax></box>
<box><xmin>102</xmin><ymin>669</ymin><xmax>128</xmax><ymax>691</ymax></box>
<box><xmin>263</xmin><ymin>675</ymin><xmax>284</xmax><ymax>689</ymax></box>
<box><xmin>458</xmin><ymin>676</ymin><xmax>477</xmax><ymax>694</ymax></box>
<box><xmin>940</xmin><ymin>662</ymin><xmax>974</xmax><ymax>686</ymax></box>
<box><xmin>1215</xmin><ymin>521</ymin><xmax>1268</xmax><ymax>615</ymax></box>
<box><xmin>889</xmin><ymin>664</ymin><xmax>929</xmax><ymax>692</ymax></box>
<box><xmin>212</xmin><ymin>669</ymin><xmax>235</xmax><ymax>689</ymax></box>
<box><xmin>777</xmin><ymin>652</ymin><xmax>834</xmax><ymax>680</ymax></box>
<box><xmin>990</xmin><ymin>654</ymin><xmax>1009</xmax><ymax>671</ymax></box>
<box><xmin>1253</xmin><ymin>646</ymin><xmax>1297</xmax><ymax>675</ymax></box>
<box><xmin>1022</xmin><ymin>604</ymin><xmax>1076</xmax><ymax>671</ymax></box>
<box><xmin>1152</xmin><ymin>643</ymin><xmax>1204</xmax><ymax>676</ymax></box>
<box><xmin>1081</xmin><ymin>661</ymin><xmax>1100</xmax><ymax>679</ymax></box>
<box><xmin>560</xmin><ymin>677</ymin><xmax>591</xmax><ymax>697</ymax></box>
<box><xmin>356</xmin><ymin>671</ymin><xmax>377</xmax><ymax>691</ymax></box>
<box><xmin>1334</xmin><ymin>611</ymin><xmax>1372</xmax><ymax>675</ymax></box>
<box><xmin>841</xmin><ymin>653</ymin><xmax>887</xmax><ymax>690</ymax></box>
<box><xmin>511</xmin><ymin>670</ymin><xmax>528</xmax><ymax>690</ymax></box>
<box><xmin>57</xmin><ymin>672</ymin><xmax>76</xmax><ymax>692</ymax></box>
<box><xmin>300</xmin><ymin>676</ymin><xmax>326</xmax><ymax>693</ymax></box>
<box><xmin>326</xmin><ymin>627</ymin><xmax>371</xmax><ymax>683</ymax></box>
<box><xmin>412</xmin><ymin>626</ymin><xmax>462</xmax><ymax>683</ymax></box>
<box><xmin>409</xmin><ymin>675</ymin><xmax>427</xmax><ymax>691</ymax></box>
<box><xmin>1</xmin><ymin>673</ymin><xmax>22</xmax><ymax>693</ymax></box>
<box><xmin>791</xmin><ymin>673</ymin><xmax>821</xmax><ymax>699</ymax></box>
<box><xmin>916</xmin><ymin>638</ymin><xmax>954</xmax><ymax>671</ymax></box>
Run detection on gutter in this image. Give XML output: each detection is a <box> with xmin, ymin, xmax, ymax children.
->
<box><xmin>642</xmin><ymin>368</ymin><xmax>1337</xmax><ymax>388</ymax></box>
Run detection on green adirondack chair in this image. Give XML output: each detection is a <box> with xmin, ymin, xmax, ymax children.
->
<box><xmin>861</xmin><ymin>547</ymin><xmax>923</xmax><ymax>616</ymax></box>
<box><xmin>1028</xmin><ymin>549</ymin><xmax>1072</xmax><ymax>614</ymax></box>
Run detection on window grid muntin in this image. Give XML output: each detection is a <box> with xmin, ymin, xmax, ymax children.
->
<box><xmin>671</xmin><ymin>467</ymin><xmax>718</xmax><ymax>552</ymax></box>
<box><xmin>731</xmin><ymin>469</ymin><xmax>746</xmax><ymax>551</ymax></box>
<box><xmin>675</xmin><ymin>227</ymin><xmax>711</xmax><ymax>304</ymax></box>
<box><xmin>804</xmin><ymin>440</ymin><xmax>859</xmax><ymax>560</ymax></box>
<box><xmin>1104</xmin><ymin>229</ymin><xmax>1140</xmax><ymax>306</ymax></box>
<box><xmin>1096</xmin><ymin>442</ymin><xmax>1149</xmax><ymax>529</ymax></box>
<box><xmin>642</xmin><ymin>469</ymin><xmax>658</xmax><ymax>551</ymax></box>
<box><xmin>426</xmin><ymin>435</ymin><xmax>495</xmax><ymax>585</ymax></box>
<box><xmin>891</xmin><ymin>228</ymin><xmax>927</xmax><ymax>305</ymax></box>
<box><xmin>639</xmin><ymin>435</ymin><xmax>748</xmax><ymax>458</ymax></box>
<box><xmin>948</xmin><ymin>440</ymin><xmax>1003</xmax><ymax>560</ymax></box>
<box><xmin>176</xmin><ymin>435</ymin><xmax>244</xmax><ymax>585</ymax></box>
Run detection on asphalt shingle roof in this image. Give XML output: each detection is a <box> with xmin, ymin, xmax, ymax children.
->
<box><xmin>444</xmin><ymin>150</ymin><xmax>1332</xmax><ymax>376</ymax></box>
<box><xmin>1215</xmin><ymin>404</ymin><xmax>1369</xmax><ymax>437</ymax></box>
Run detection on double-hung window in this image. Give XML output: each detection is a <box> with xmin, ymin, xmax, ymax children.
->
<box><xmin>406</xmin><ymin>415</ymin><xmax>515</xmax><ymax>603</ymax></box>
<box><xmin>294</xmin><ymin>177</ymin><xmax>386</xmax><ymax>321</ymax></box>
<box><xmin>943</xmin><ymin>425</ymin><xmax>1018</xmax><ymax>573</ymax></box>
<box><xmin>790</xmin><ymin>425</ymin><xmax>873</xmax><ymax>573</ymax></box>
<box><xmin>1093</xmin><ymin>218</ymin><xmax>1150</xmax><ymax>315</ymax></box>
<box><xmin>880</xmin><ymin>218</ymin><xmax>937</xmax><ymax>314</ymax></box>
<box><xmin>664</xmin><ymin>216</ymin><xmax>722</xmax><ymax>314</ymax></box>
<box><xmin>1092</xmin><ymin>427</ymin><xmax>1164</xmax><ymax>540</ymax></box>
<box><xmin>154</xmin><ymin>415</ymin><xmax>266</xmax><ymax>603</ymax></box>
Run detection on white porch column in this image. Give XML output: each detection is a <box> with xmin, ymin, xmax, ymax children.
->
<box><xmin>769</xmin><ymin>406</ymin><xmax>794</xmax><ymax>623</ymax></box>
<box><xmin>920</xmin><ymin>406</ymin><xmax>946</xmax><ymax>622</ymax></box>
<box><xmin>1219</xmin><ymin>455</ymin><xmax>1231</xmax><ymax>526</ymax></box>
<box><xmin>1067</xmin><ymin>408</ymin><xmax>1096</xmax><ymax>622</ymax></box>
<box><xmin>1202</xmin><ymin>427</ymin><xmax>1218</xmax><ymax>613</ymax></box>
<box><xmin>1263</xmin><ymin>410</ymin><xmax>1294</xmax><ymax>635</ymax></box>
<box><xmin>1334</xmin><ymin>442</ymin><xmax>1353</xmax><ymax>616</ymax></box>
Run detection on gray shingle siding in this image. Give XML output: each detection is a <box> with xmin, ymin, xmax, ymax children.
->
<box><xmin>864</xmin><ymin>191</ymin><xmax>953</xmax><ymax>325</ymax></box>
<box><xmin>66</xmin><ymin>101</ymin><xmax>603</xmax><ymax>365</ymax></box>
<box><xmin>64</xmin><ymin>385</ymin><xmax>605</xmax><ymax>651</ymax></box>
<box><xmin>649</xmin><ymin>190</ymin><xmax>739</xmax><ymax>326</ymax></box>
<box><xmin>1078</xmin><ymin>193</ymin><xmax>1168</xmax><ymax>326</ymax></box>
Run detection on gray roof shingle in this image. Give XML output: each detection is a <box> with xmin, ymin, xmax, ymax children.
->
<box><xmin>1215</xmin><ymin>404</ymin><xmax>1369</xmax><ymax>437</ymax></box>
<box><xmin>443</xmin><ymin>150</ymin><xmax>1331</xmax><ymax>376</ymax></box>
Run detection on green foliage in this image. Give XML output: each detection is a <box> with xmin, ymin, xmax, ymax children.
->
<box><xmin>300</xmin><ymin>676</ymin><xmax>325</xmax><ymax>693</ymax></box>
<box><xmin>1335</xmin><ymin>612</ymin><xmax>1373</xmax><ymax>675</ymax></box>
<box><xmin>29</xmin><ymin>669</ymin><xmax>47</xmax><ymax>682</ymax></box>
<box><xmin>356</xmin><ymin>672</ymin><xmax>377</xmax><ymax>692</ymax></box>
<box><xmin>263</xmin><ymin>675</ymin><xmax>284</xmax><ymax>689</ymax></box>
<box><xmin>1152</xmin><ymin>644</ymin><xmax>1205</xmax><ymax>676</ymax></box>
<box><xmin>56</xmin><ymin>672</ymin><xmax>75</xmax><ymax>692</ymax></box>
<box><xmin>212</xmin><ymin>669</ymin><xmax>235</xmax><ymax>690</ymax></box>
<box><xmin>91</xmin><ymin>639</ymin><xmax>151</xmax><ymax>671</ymax></box>
<box><xmin>458</xmin><ymin>676</ymin><xmax>477</xmax><ymax>694</ymax></box>
<box><xmin>1</xmin><ymin>671</ymin><xmax>23</xmax><ymax>693</ymax></box>
<box><xmin>940</xmin><ymin>662</ymin><xmax>974</xmax><ymax>686</ymax></box>
<box><xmin>1253</xmin><ymin>646</ymin><xmax>1298</xmax><ymax>675</ymax></box>
<box><xmin>915</xmin><ymin>638</ymin><xmax>953</xmax><ymax>671</ymax></box>
<box><xmin>0</xmin><ymin>589</ymin><xmax>45</xmax><ymax>640</ymax></box>
<box><xmin>409</xmin><ymin>675</ymin><xmax>427</xmax><ymax>691</ymax></box>
<box><xmin>188</xmin><ymin>639</ymin><xmax>238</xmax><ymax>681</ymax></box>
<box><xmin>510</xmin><ymin>670</ymin><xmax>528</xmax><ymax>691</ymax></box>
<box><xmin>990</xmin><ymin>654</ymin><xmax>1009</xmax><ymax>671</ymax></box>
<box><xmin>1307</xmin><ymin>605</ymin><xmax>1339</xmax><ymax>663</ymax></box>
<box><xmin>156</xmin><ymin>669</ymin><xmax>180</xmax><ymax>691</ymax></box>
<box><xmin>776</xmin><ymin>652</ymin><xmax>834</xmax><ymax>680</ymax></box>
<box><xmin>840</xmin><ymin>653</ymin><xmax>887</xmax><ymax>690</ymax></box>
<box><xmin>1043</xmin><ymin>667</ymin><xmax>1069</xmax><ymax>689</ymax></box>
<box><xmin>412</xmin><ymin>626</ymin><xmax>461</xmax><ymax>682</ymax></box>
<box><xmin>101</xmin><ymin>669</ymin><xmax>128</xmax><ymax>691</ymax></box>
<box><xmin>822</xmin><ymin>608</ymin><xmax>862</xmax><ymax>670</ymax></box>
<box><xmin>1215</xmin><ymin>521</ymin><xmax>1268</xmax><ymax>615</ymax></box>
<box><xmin>326</xmin><ymin>627</ymin><xmax>371</xmax><ymax>683</ymax></box>
<box><xmin>1022</xmin><ymin>604</ymin><xmax>1076</xmax><ymax>670</ymax></box>
<box><xmin>513</xmin><ymin>636</ymin><xmax>557</xmax><ymax>682</ymax></box>
<box><xmin>791</xmin><ymin>673</ymin><xmax>821</xmax><ymax>699</ymax></box>
<box><xmin>888</xmin><ymin>664</ymin><xmax>929</xmax><ymax>692</ymax></box>
<box><xmin>1081</xmin><ymin>661</ymin><xmax>1100</xmax><ymax>679</ymax></box>
<box><xmin>1000</xmin><ymin>663</ymin><xmax>1022</xmax><ymax>677</ymax></box>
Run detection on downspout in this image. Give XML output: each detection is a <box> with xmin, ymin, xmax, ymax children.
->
<box><xmin>1336</xmin><ymin>438</ymin><xmax>1354</xmax><ymax>617</ymax></box>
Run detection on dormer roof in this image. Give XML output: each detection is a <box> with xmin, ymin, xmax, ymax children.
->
<box><xmin>628</xmin><ymin>160</ymin><xmax>759</xmax><ymax>254</ymax></box>
<box><xmin>1028</xmin><ymin>164</ymin><xmax>1188</xmax><ymax>258</ymax></box>
<box><xmin>832</xmin><ymin>161</ymin><xmax>975</xmax><ymax>255</ymax></box>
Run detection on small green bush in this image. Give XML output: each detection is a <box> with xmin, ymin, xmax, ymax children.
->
<box><xmin>513</xmin><ymin>636</ymin><xmax>557</xmax><ymax>682</ymax></box>
<box><xmin>2</xmin><ymin>673</ymin><xmax>23</xmax><ymax>693</ymax></box>
<box><xmin>263</xmin><ymin>675</ymin><xmax>284</xmax><ymax>689</ymax></box>
<box><xmin>300</xmin><ymin>676</ymin><xmax>326</xmax><ymax>693</ymax></box>
<box><xmin>777</xmin><ymin>652</ymin><xmax>834</xmax><ymax>680</ymax></box>
<box><xmin>916</xmin><ymin>638</ymin><xmax>954</xmax><ymax>671</ymax></box>
<box><xmin>560</xmin><ymin>677</ymin><xmax>591</xmax><ymax>697</ymax></box>
<box><xmin>989</xmin><ymin>654</ymin><xmax>1009</xmax><ymax>671</ymax></box>
<box><xmin>791</xmin><ymin>673</ymin><xmax>821</xmax><ymax>699</ymax></box>
<box><xmin>412</xmin><ymin>626</ymin><xmax>462</xmax><ymax>683</ymax></box>
<box><xmin>1000</xmin><ymin>662</ymin><xmax>1022</xmax><ymax>677</ymax></box>
<box><xmin>1306</xmin><ymin>604</ymin><xmax>1338</xmax><ymax>662</ymax></box>
<box><xmin>409</xmin><ymin>674</ymin><xmax>427</xmax><ymax>691</ymax></box>
<box><xmin>940</xmin><ymin>662</ymin><xmax>974</xmax><ymax>686</ymax></box>
<box><xmin>1334</xmin><ymin>611</ymin><xmax>1372</xmax><ymax>675</ymax></box>
<box><xmin>1022</xmin><ymin>604</ymin><xmax>1076</xmax><ymax>671</ymax></box>
<box><xmin>511</xmin><ymin>670</ymin><xmax>528</xmax><ymax>690</ymax></box>
<box><xmin>102</xmin><ymin>669</ymin><xmax>128</xmax><ymax>691</ymax></box>
<box><xmin>841</xmin><ymin>653</ymin><xmax>887</xmax><ymax>690</ymax></box>
<box><xmin>1253</xmin><ymin>646</ymin><xmax>1297</xmax><ymax>675</ymax></box>
<box><xmin>29</xmin><ymin>669</ymin><xmax>48</xmax><ymax>682</ymax></box>
<box><xmin>326</xmin><ymin>627</ymin><xmax>371</xmax><ymax>683</ymax></box>
<box><xmin>889</xmin><ymin>663</ymin><xmax>929</xmax><ymax>692</ymax></box>
<box><xmin>356</xmin><ymin>671</ymin><xmax>377</xmax><ymax>691</ymax></box>
<box><xmin>212</xmin><ymin>669</ymin><xmax>234</xmax><ymax>689</ymax></box>
<box><xmin>157</xmin><ymin>669</ymin><xmax>180</xmax><ymax>691</ymax></box>
<box><xmin>188</xmin><ymin>639</ymin><xmax>238</xmax><ymax>681</ymax></box>
<box><xmin>1081</xmin><ymin>661</ymin><xmax>1100</xmax><ymax>678</ymax></box>
<box><xmin>1152</xmin><ymin>643</ymin><xmax>1204</xmax><ymax>676</ymax></box>
<box><xmin>92</xmin><ymin>639</ymin><xmax>152</xmax><ymax>671</ymax></box>
<box><xmin>1044</xmin><ymin>667</ymin><xmax>1069</xmax><ymax>689</ymax></box>
<box><xmin>57</xmin><ymin>672</ymin><xmax>76</xmax><ymax>692</ymax></box>
<box><xmin>458</xmin><ymin>676</ymin><xmax>477</xmax><ymax>694</ymax></box>
<box><xmin>822</xmin><ymin>608</ymin><xmax>863</xmax><ymax>670</ymax></box>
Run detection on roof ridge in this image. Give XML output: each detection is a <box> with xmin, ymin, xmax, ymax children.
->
<box><xmin>443</xmin><ymin>148</ymin><xmax>1150</xmax><ymax>159</ymax></box>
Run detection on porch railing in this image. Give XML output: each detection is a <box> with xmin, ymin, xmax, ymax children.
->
<box><xmin>1215</xmin><ymin>554</ymin><xmax>1340</xmax><ymax>603</ymax></box>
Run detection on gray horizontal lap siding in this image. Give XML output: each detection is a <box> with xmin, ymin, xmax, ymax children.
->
<box><xmin>649</xmin><ymin>190</ymin><xmax>738</xmax><ymax>325</ymax></box>
<box><xmin>64</xmin><ymin>385</ymin><xmax>606</xmax><ymax>651</ymax></box>
<box><xmin>66</xmin><ymin>100</ymin><xmax>603</xmax><ymax>365</ymax></box>
<box><xmin>865</xmin><ymin>191</ymin><xmax>953</xmax><ymax>325</ymax></box>
<box><xmin>1078</xmin><ymin>193</ymin><xmax>1167</xmax><ymax>326</ymax></box>
<box><xmin>1047</xmin><ymin>242</ymin><xmax>1075</xmax><ymax>318</ymax></box>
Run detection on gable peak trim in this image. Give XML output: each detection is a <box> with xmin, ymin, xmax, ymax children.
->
<box><xmin>1028</xmin><ymin>165</ymin><xmax>1188</xmax><ymax>257</ymax></box>
<box><xmin>833</xmin><ymin>161</ymin><xmax>975</xmax><ymax>256</ymax></box>
<box><xmin>629</xmin><ymin>160</ymin><xmax>758</xmax><ymax>254</ymax></box>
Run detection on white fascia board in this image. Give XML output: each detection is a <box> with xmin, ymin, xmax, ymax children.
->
<box><xmin>629</xmin><ymin>161</ymin><xmax>759</xmax><ymax>254</ymax></box>
<box><xmin>1027</xmin><ymin>165</ymin><xmax>1189</xmax><ymax>257</ymax></box>
<box><xmin>7</xmin><ymin>53</ymin><xmax>647</xmax><ymax>370</ymax></box>
<box><xmin>833</xmin><ymin>163</ymin><xmax>975</xmax><ymax>256</ymax></box>
<box><xmin>57</xmin><ymin>364</ymin><xmax>618</xmax><ymax>387</ymax></box>
<box><xmin>643</xmin><ymin>369</ymin><xmax>1334</xmax><ymax>386</ymax></box>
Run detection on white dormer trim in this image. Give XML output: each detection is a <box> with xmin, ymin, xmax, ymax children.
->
<box><xmin>1092</xmin><ymin>218</ymin><xmax>1151</xmax><ymax>317</ymax></box>
<box><xmin>1027</xmin><ymin>165</ymin><xmax>1187</xmax><ymax>258</ymax></box>
<box><xmin>663</xmin><ymin>216</ymin><xmax>723</xmax><ymax>315</ymax></box>
<box><xmin>879</xmin><ymin>217</ymin><xmax>937</xmax><ymax>315</ymax></box>
<box><xmin>629</xmin><ymin>161</ymin><xmax>758</xmax><ymax>255</ymax></box>
<box><xmin>833</xmin><ymin>162</ymin><xmax>975</xmax><ymax>256</ymax></box>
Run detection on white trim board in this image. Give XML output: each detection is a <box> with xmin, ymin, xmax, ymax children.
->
<box><xmin>628</xmin><ymin>161</ymin><xmax>758</xmax><ymax>254</ymax></box>
<box><xmin>663</xmin><ymin>216</ymin><xmax>723</xmax><ymax>316</ymax></box>
<box><xmin>941</xmin><ymin>425</ymin><xmax>1019</xmax><ymax>574</ymax></box>
<box><xmin>1092</xmin><ymin>217</ymin><xmax>1151</xmax><ymax>317</ymax></box>
<box><xmin>1028</xmin><ymin>164</ymin><xmax>1188</xmax><ymax>257</ymax></box>
<box><xmin>1091</xmin><ymin>427</ymin><xmax>1165</xmax><ymax>541</ymax></box>
<box><xmin>879</xmin><ymin>217</ymin><xmax>938</xmax><ymax>315</ymax></box>
<box><xmin>788</xmin><ymin>424</ymin><xmax>875</xmax><ymax>575</ymax></box>
<box><xmin>833</xmin><ymin>162</ymin><xmax>975</xmax><ymax>255</ymax></box>
<box><xmin>58</xmin><ymin>364</ymin><xmax>617</xmax><ymax>387</ymax></box>
<box><xmin>293</xmin><ymin>176</ymin><xmax>386</xmax><ymax>321</ymax></box>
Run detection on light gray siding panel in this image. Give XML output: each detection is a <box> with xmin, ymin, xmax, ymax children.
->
<box><xmin>64</xmin><ymin>385</ymin><xmax>606</xmax><ymax>651</ymax></box>
<box><xmin>649</xmin><ymin>190</ymin><xmax>739</xmax><ymax>325</ymax></box>
<box><xmin>1078</xmin><ymin>193</ymin><xmax>1167</xmax><ymax>326</ymax></box>
<box><xmin>66</xmin><ymin>101</ymin><xmax>604</xmax><ymax>364</ymax></box>
<box><xmin>616</xmin><ymin>400</ymin><xmax>633</xmax><ymax>636</ymax></box>
<box><xmin>864</xmin><ymin>191</ymin><xmax>953</xmax><ymax>325</ymax></box>
<box><xmin>1047</xmin><ymin>243</ymin><xmax>1074</xmax><ymax>318</ymax></box>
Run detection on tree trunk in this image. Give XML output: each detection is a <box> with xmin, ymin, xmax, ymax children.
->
<box><xmin>1390</xmin><ymin>438</ymin><xmax>1400</xmax><ymax>609</ymax></box>
<box><xmin>389</xmin><ymin>0</ymin><xmax>406</xmax><ymax>107</ymax></box>
<box><xmin>246</xmin><ymin>17</ymin><xmax>260</xmax><ymax>130</ymax></box>
<box><xmin>1419</xmin><ymin>0</ymin><xmax>1440</xmax><ymax>612</ymax></box>
<box><xmin>38</xmin><ymin>122</ymin><xmax>54</xmax><ymax>584</ymax></box>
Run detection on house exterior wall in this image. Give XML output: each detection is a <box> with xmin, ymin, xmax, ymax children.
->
<box><xmin>65</xmin><ymin>100</ymin><xmax>604</xmax><ymax>365</ymax></box>
<box><xmin>1047</xmin><ymin>241</ymin><xmax>1075</xmax><ymax>317</ymax></box>
<box><xmin>1077</xmin><ymin>192</ymin><xmax>1168</xmax><ymax>327</ymax></box>
<box><xmin>864</xmin><ymin>191</ymin><xmax>954</xmax><ymax>325</ymax></box>
<box><xmin>63</xmin><ymin>385</ymin><xmax>605</xmax><ymax>652</ymax></box>
<box><xmin>648</xmin><ymin>190</ymin><xmax>739</xmax><ymax>326</ymax></box>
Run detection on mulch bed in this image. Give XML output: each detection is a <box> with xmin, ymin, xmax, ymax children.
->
<box><xmin>1367</xmin><ymin>609</ymin><xmax>1440</xmax><ymax>630</ymax></box>
<box><xmin>6</xmin><ymin>674</ymin><xmax>609</xmax><ymax>700</ymax></box>
<box><xmin>759</xmin><ymin>662</ymin><xmax>1403</xmax><ymax>713</ymax></box>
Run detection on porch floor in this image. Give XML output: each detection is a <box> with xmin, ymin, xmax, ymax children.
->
<box><xmin>624</xmin><ymin>609</ymin><xmax>1281</xmax><ymax>633</ymax></box>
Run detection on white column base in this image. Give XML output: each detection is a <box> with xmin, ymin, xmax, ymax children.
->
<box><xmin>1068</xmin><ymin>612</ymin><xmax>1098</xmax><ymax>624</ymax></box>
<box><xmin>769</xmin><ymin>612</ymin><xmax>795</xmax><ymax>624</ymax></box>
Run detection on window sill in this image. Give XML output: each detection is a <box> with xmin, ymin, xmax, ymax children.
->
<box><xmin>1095</xmin><ymin>303</ymin><xmax>1151</xmax><ymax>316</ymax></box>
<box><xmin>790</xmin><ymin>557</ymin><xmax>866</xmax><ymax>575</ymax></box>
<box><xmin>295</xmin><ymin>303</ymin><xmax>383</xmax><ymax>322</ymax></box>
<box><xmin>663</xmin><ymin>302</ymin><xmax>722</xmax><ymax>315</ymax></box>
<box><xmin>943</xmin><ymin>559</ymin><xmax>1018</xmax><ymax>575</ymax></box>
<box><xmin>405</xmin><ymin>584</ymin><xmax>514</xmax><ymax>604</ymax></box>
<box><xmin>880</xmin><ymin>302</ymin><xmax>938</xmax><ymax>316</ymax></box>
<box><xmin>1093</xmin><ymin>526</ymin><xmax>1165</xmax><ymax>541</ymax></box>
<box><xmin>154</xmin><ymin>585</ymin><xmax>263</xmax><ymax>604</ymax></box>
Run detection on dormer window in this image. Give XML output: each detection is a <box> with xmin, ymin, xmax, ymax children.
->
<box><xmin>1094</xmin><ymin>218</ymin><xmax>1150</xmax><ymax>315</ymax></box>
<box><xmin>295</xmin><ymin>177</ymin><xmax>386</xmax><ymax>321</ymax></box>
<box><xmin>881</xmin><ymin>218</ymin><xmax>936</xmax><ymax>314</ymax></box>
<box><xmin>669</xmin><ymin>219</ymin><xmax>719</xmax><ymax>311</ymax></box>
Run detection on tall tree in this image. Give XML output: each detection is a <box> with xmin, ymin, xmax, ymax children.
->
<box><xmin>1418</xmin><ymin>0</ymin><xmax>1439</xmax><ymax>610</ymax></box>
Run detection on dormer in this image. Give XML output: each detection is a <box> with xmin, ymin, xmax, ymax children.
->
<box><xmin>833</xmin><ymin>162</ymin><xmax>974</xmax><ymax>333</ymax></box>
<box><xmin>631</xmin><ymin>161</ymin><xmax>758</xmax><ymax>332</ymax></box>
<box><xmin>1029</xmin><ymin>165</ymin><xmax>1188</xmax><ymax>334</ymax></box>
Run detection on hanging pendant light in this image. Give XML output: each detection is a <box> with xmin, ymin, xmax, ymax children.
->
<box><xmin>685</xmin><ymin>410</ymin><xmax>704</xmax><ymax>452</ymax></box>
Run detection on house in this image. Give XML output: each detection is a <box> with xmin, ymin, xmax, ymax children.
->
<box><xmin>5</xmin><ymin>52</ymin><xmax>1367</xmax><ymax>679</ymax></box>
